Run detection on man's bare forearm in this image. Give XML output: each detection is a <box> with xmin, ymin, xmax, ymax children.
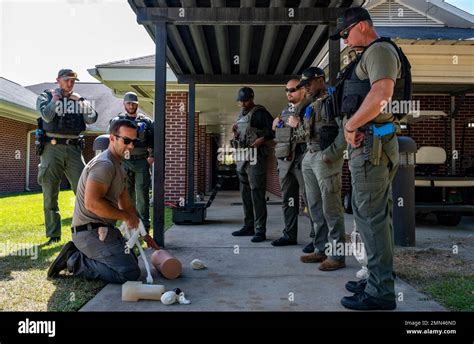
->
<box><xmin>85</xmin><ymin>198</ymin><xmax>129</xmax><ymax>222</ymax></box>
<box><xmin>118</xmin><ymin>189</ymin><xmax>136</xmax><ymax>215</ymax></box>
<box><xmin>118</xmin><ymin>200</ymin><xmax>135</xmax><ymax>216</ymax></box>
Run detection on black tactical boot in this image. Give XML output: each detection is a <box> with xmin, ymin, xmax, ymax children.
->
<box><xmin>232</xmin><ymin>226</ymin><xmax>255</xmax><ymax>237</ymax></box>
<box><xmin>47</xmin><ymin>241</ymin><xmax>78</xmax><ymax>278</ymax></box>
<box><xmin>341</xmin><ymin>292</ymin><xmax>396</xmax><ymax>311</ymax></box>
<box><xmin>345</xmin><ymin>279</ymin><xmax>368</xmax><ymax>294</ymax></box>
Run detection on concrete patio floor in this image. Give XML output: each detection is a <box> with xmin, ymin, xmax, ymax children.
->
<box><xmin>80</xmin><ymin>191</ymin><xmax>446</xmax><ymax>312</ymax></box>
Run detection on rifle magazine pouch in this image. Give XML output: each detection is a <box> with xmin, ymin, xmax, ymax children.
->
<box><xmin>319</xmin><ymin>126</ymin><xmax>339</xmax><ymax>151</ymax></box>
<box><xmin>274</xmin><ymin>127</ymin><xmax>292</xmax><ymax>158</ymax></box>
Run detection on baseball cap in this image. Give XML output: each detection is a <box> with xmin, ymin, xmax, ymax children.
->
<box><xmin>123</xmin><ymin>92</ymin><xmax>139</xmax><ymax>104</ymax></box>
<box><xmin>329</xmin><ymin>7</ymin><xmax>372</xmax><ymax>40</ymax></box>
<box><xmin>236</xmin><ymin>87</ymin><xmax>254</xmax><ymax>102</ymax></box>
<box><xmin>58</xmin><ymin>69</ymin><xmax>79</xmax><ymax>81</ymax></box>
<box><xmin>296</xmin><ymin>67</ymin><xmax>325</xmax><ymax>88</ymax></box>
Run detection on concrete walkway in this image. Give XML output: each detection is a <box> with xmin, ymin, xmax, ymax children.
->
<box><xmin>80</xmin><ymin>191</ymin><xmax>445</xmax><ymax>312</ymax></box>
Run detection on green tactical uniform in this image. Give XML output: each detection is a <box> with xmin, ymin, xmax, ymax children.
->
<box><xmin>342</xmin><ymin>41</ymin><xmax>402</xmax><ymax>301</ymax></box>
<box><xmin>294</xmin><ymin>93</ymin><xmax>346</xmax><ymax>261</ymax></box>
<box><xmin>274</xmin><ymin>100</ymin><xmax>314</xmax><ymax>242</ymax></box>
<box><xmin>233</xmin><ymin>105</ymin><xmax>274</xmax><ymax>235</ymax></box>
<box><xmin>36</xmin><ymin>89</ymin><xmax>98</xmax><ymax>239</ymax></box>
<box><xmin>108</xmin><ymin>112</ymin><xmax>154</xmax><ymax>229</ymax></box>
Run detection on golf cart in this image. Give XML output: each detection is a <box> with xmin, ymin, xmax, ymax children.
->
<box><xmin>407</xmin><ymin>113</ymin><xmax>474</xmax><ymax>226</ymax></box>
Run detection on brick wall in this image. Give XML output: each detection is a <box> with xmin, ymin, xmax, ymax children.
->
<box><xmin>265</xmin><ymin>147</ymin><xmax>281</xmax><ymax>197</ymax></box>
<box><xmin>205</xmin><ymin>134</ymin><xmax>213</xmax><ymax>193</ymax></box>
<box><xmin>405</xmin><ymin>95</ymin><xmax>474</xmax><ymax>174</ymax></box>
<box><xmin>193</xmin><ymin>115</ymin><xmax>207</xmax><ymax>196</ymax></box>
<box><xmin>165</xmin><ymin>92</ymin><xmax>188</xmax><ymax>202</ymax></box>
<box><xmin>0</xmin><ymin>117</ymin><xmax>36</xmax><ymax>193</ymax></box>
<box><xmin>164</xmin><ymin>92</ymin><xmax>208</xmax><ymax>202</ymax></box>
<box><xmin>198</xmin><ymin>126</ymin><xmax>208</xmax><ymax>195</ymax></box>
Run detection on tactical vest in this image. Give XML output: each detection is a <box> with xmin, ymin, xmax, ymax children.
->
<box><xmin>304</xmin><ymin>94</ymin><xmax>339</xmax><ymax>151</ymax></box>
<box><xmin>235</xmin><ymin>105</ymin><xmax>265</xmax><ymax>147</ymax></box>
<box><xmin>274</xmin><ymin>102</ymin><xmax>309</xmax><ymax>159</ymax></box>
<box><xmin>338</xmin><ymin>37</ymin><xmax>412</xmax><ymax>121</ymax></box>
<box><xmin>40</xmin><ymin>90</ymin><xmax>86</xmax><ymax>136</ymax></box>
<box><xmin>116</xmin><ymin>113</ymin><xmax>152</xmax><ymax>149</ymax></box>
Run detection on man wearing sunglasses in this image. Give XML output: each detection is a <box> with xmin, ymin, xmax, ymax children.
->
<box><xmin>271</xmin><ymin>79</ymin><xmax>315</xmax><ymax>249</ymax></box>
<box><xmin>108</xmin><ymin>92</ymin><xmax>154</xmax><ymax>232</ymax></box>
<box><xmin>36</xmin><ymin>69</ymin><xmax>98</xmax><ymax>245</ymax></box>
<box><xmin>48</xmin><ymin>119</ymin><xmax>142</xmax><ymax>283</ymax></box>
<box><xmin>291</xmin><ymin>67</ymin><xmax>347</xmax><ymax>272</ymax></box>
<box><xmin>330</xmin><ymin>7</ymin><xmax>403</xmax><ymax>311</ymax></box>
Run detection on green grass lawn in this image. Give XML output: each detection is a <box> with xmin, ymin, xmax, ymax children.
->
<box><xmin>0</xmin><ymin>190</ymin><xmax>173</xmax><ymax>311</ymax></box>
<box><xmin>423</xmin><ymin>275</ymin><xmax>474</xmax><ymax>311</ymax></box>
<box><xmin>394</xmin><ymin>248</ymin><xmax>474</xmax><ymax>311</ymax></box>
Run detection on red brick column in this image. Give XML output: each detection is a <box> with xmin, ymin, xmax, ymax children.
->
<box><xmin>205</xmin><ymin>134</ymin><xmax>213</xmax><ymax>193</ymax></box>
<box><xmin>191</xmin><ymin>113</ymin><xmax>207</xmax><ymax>196</ymax></box>
<box><xmin>265</xmin><ymin>147</ymin><xmax>281</xmax><ymax>198</ymax></box>
<box><xmin>165</xmin><ymin>92</ymin><xmax>188</xmax><ymax>202</ymax></box>
<box><xmin>197</xmin><ymin>123</ymin><xmax>207</xmax><ymax>195</ymax></box>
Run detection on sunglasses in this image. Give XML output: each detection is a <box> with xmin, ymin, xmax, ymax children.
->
<box><xmin>115</xmin><ymin>135</ymin><xmax>139</xmax><ymax>145</ymax></box>
<box><xmin>340</xmin><ymin>22</ymin><xmax>358</xmax><ymax>39</ymax></box>
<box><xmin>285</xmin><ymin>87</ymin><xmax>297</xmax><ymax>93</ymax></box>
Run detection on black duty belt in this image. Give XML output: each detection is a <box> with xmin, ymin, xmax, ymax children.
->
<box><xmin>71</xmin><ymin>222</ymin><xmax>110</xmax><ymax>234</ymax></box>
<box><xmin>45</xmin><ymin>137</ymin><xmax>80</xmax><ymax>146</ymax></box>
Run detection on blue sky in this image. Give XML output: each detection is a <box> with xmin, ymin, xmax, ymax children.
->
<box><xmin>446</xmin><ymin>0</ymin><xmax>473</xmax><ymax>14</ymax></box>
<box><xmin>0</xmin><ymin>0</ymin><xmax>472</xmax><ymax>87</ymax></box>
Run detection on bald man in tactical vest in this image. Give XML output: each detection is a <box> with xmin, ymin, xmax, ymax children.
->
<box><xmin>331</xmin><ymin>7</ymin><xmax>411</xmax><ymax>310</ymax></box>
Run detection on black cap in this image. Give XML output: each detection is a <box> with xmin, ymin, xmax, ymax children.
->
<box><xmin>296</xmin><ymin>67</ymin><xmax>325</xmax><ymax>88</ymax></box>
<box><xmin>236</xmin><ymin>87</ymin><xmax>254</xmax><ymax>101</ymax></box>
<box><xmin>329</xmin><ymin>7</ymin><xmax>371</xmax><ymax>40</ymax></box>
<box><xmin>123</xmin><ymin>91</ymin><xmax>139</xmax><ymax>104</ymax></box>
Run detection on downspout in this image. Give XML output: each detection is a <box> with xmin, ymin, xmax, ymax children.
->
<box><xmin>25</xmin><ymin>130</ymin><xmax>35</xmax><ymax>191</ymax></box>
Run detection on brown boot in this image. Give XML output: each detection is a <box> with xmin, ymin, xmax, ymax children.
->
<box><xmin>318</xmin><ymin>258</ymin><xmax>346</xmax><ymax>271</ymax></box>
<box><xmin>300</xmin><ymin>252</ymin><xmax>327</xmax><ymax>263</ymax></box>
